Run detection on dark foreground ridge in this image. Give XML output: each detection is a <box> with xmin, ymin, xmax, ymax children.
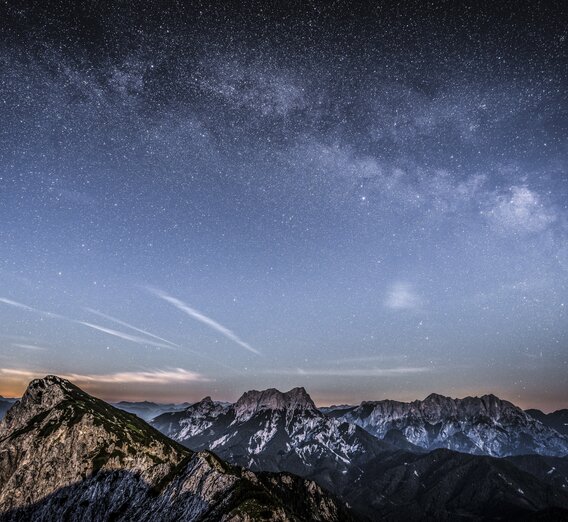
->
<box><xmin>0</xmin><ymin>376</ymin><xmax>354</xmax><ymax>522</ymax></box>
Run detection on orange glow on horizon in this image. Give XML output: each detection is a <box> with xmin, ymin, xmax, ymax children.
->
<box><xmin>1</xmin><ymin>374</ymin><xmax>566</xmax><ymax>414</ymax></box>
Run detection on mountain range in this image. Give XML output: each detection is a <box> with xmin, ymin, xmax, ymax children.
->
<box><xmin>0</xmin><ymin>376</ymin><xmax>353</xmax><ymax>521</ymax></box>
<box><xmin>327</xmin><ymin>393</ymin><xmax>568</xmax><ymax>457</ymax></box>
<box><xmin>151</xmin><ymin>387</ymin><xmax>393</xmax><ymax>478</ymax></box>
<box><xmin>151</xmin><ymin>387</ymin><xmax>568</xmax><ymax>520</ymax></box>
<box><xmin>111</xmin><ymin>400</ymin><xmax>194</xmax><ymax>421</ymax></box>
<box><xmin>1</xmin><ymin>378</ymin><xmax>568</xmax><ymax>520</ymax></box>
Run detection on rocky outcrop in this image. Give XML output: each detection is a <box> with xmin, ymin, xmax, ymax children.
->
<box><xmin>234</xmin><ymin>387</ymin><xmax>316</xmax><ymax>423</ymax></box>
<box><xmin>0</xmin><ymin>376</ymin><xmax>354</xmax><ymax>521</ymax></box>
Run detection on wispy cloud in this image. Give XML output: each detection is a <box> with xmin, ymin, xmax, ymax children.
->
<box><xmin>272</xmin><ymin>366</ymin><xmax>432</xmax><ymax>377</ymax></box>
<box><xmin>330</xmin><ymin>354</ymin><xmax>410</xmax><ymax>364</ymax></box>
<box><xmin>0</xmin><ymin>298</ymin><xmax>66</xmax><ymax>319</ymax></box>
<box><xmin>65</xmin><ymin>368</ymin><xmax>210</xmax><ymax>384</ymax></box>
<box><xmin>77</xmin><ymin>321</ymin><xmax>175</xmax><ymax>350</ymax></box>
<box><xmin>84</xmin><ymin>308</ymin><xmax>178</xmax><ymax>347</ymax></box>
<box><xmin>384</xmin><ymin>282</ymin><xmax>423</xmax><ymax>310</ymax></box>
<box><xmin>11</xmin><ymin>343</ymin><xmax>49</xmax><ymax>352</ymax></box>
<box><xmin>0</xmin><ymin>367</ymin><xmax>210</xmax><ymax>385</ymax></box>
<box><xmin>148</xmin><ymin>288</ymin><xmax>261</xmax><ymax>355</ymax></box>
<box><xmin>0</xmin><ymin>297</ymin><xmax>176</xmax><ymax>350</ymax></box>
<box><xmin>0</xmin><ymin>298</ymin><xmax>35</xmax><ymax>311</ymax></box>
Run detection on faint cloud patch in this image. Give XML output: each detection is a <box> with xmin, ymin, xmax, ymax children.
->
<box><xmin>66</xmin><ymin>368</ymin><xmax>210</xmax><ymax>384</ymax></box>
<box><xmin>11</xmin><ymin>343</ymin><xmax>49</xmax><ymax>352</ymax></box>
<box><xmin>385</xmin><ymin>282</ymin><xmax>423</xmax><ymax>310</ymax></box>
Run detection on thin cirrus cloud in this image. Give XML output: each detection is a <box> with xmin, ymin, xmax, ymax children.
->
<box><xmin>0</xmin><ymin>367</ymin><xmax>210</xmax><ymax>385</ymax></box>
<box><xmin>273</xmin><ymin>367</ymin><xmax>432</xmax><ymax>377</ymax></box>
<box><xmin>0</xmin><ymin>297</ymin><xmax>36</xmax><ymax>311</ymax></box>
<box><xmin>84</xmin><ymin>308</ymin><xmax>179</xmax><ymax>348</ymax></box>
<box><xmin>76</xmin><ymin>321</ymin><xmax>176</xmax><ymax>350</ymax></box>
<box><xmin>0</xmin><ymin>297</ymin><xmax>175</xmax><ymax>350</ymax></box>
<box><xmin>0</xmin><ymin>297</ymin><xmax>66</xmax><ymax>319</ymax></box>
<box><xmin>330</xmin><ymin>354</ymin><xmax>410</xmax><ymax>364</ymax></box>
<box><xmin>11</xmin><ymin>343</ymin><xmax>49</xmax><ymax>352</ymax></box>
<box><xmin>64</xmin><ymin>368</ymin><xmax>210</xmax><ymax>384</ymax></box>
<box><xmin>148</xmin><ymin>287</ymin><xmax>261</xmax><ymax>355</ymax></box>
<box><xmin>384</xmin><ymin>282</ymin><xmax>423</xmax><ymax>310</ymax></box>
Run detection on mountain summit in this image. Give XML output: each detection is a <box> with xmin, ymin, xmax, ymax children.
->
<box><xmin>234</xmin><ymin>387</ymin><xmax>316</xmax><ymax>422</ymax></box>
<box><xmin>0</xmin><ymin>375</ymin><xmax>83</xmax><ymax>437</ymax></box>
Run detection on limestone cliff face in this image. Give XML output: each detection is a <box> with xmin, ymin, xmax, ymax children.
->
<box><xmin>0</xmin><ymin>376</ymin><xmax>353</xmax><ymax>522</ymax></box>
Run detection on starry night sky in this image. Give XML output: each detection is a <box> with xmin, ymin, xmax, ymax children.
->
<box><xmin>1</xmin><ymin>1</ymin><xmax>567</xmax><ymax>409</ymax></box>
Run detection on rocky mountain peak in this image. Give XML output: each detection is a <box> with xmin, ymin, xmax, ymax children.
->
<box><xmin>479</xmin><ymin>393</ymin><xmax>508</xmax><ymax>408</ymax></box>
<box><xmin>23</xmin><ymin>375</ymin><xmax>80</xmax><ymax>407</ymax></box>
<box><xmin>287</xmin><ymin>386</ymin><xmax>313</xmax><ymax>402</ymax></box>
<box><xmin>421</xmin><ymin>393</ymin><xmax>457</xmax><ymax>417</ymax></box>
<box><xmin>457</xmin><ymin>393</ymin><xmax>518</xmax><ymax>419</ymax></box>
<box><xmin>28</xmin><ymin>374</ymin><xmax>75</xmax><ymax>393</ymax></box>
<box><xmin>187</xmin><ymin>395</ymin><xmax>221</xmax><ymax>415</ymax></box>
<box><xmin>423</xmin><ymin>392</ymin><xmax>451</xmax><ymax>403</ymax></box>
<box><xmin>0</xmin><ymin>375</ymin><xmax>83</xmax><ymax>438</ymax></box>
<box><xmin>234</xmin><ymin>386</ymin><xmax>316</xmax><ymax>422</ymax></box>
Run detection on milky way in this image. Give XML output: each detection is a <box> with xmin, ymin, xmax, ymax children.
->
<box><xmin>0</xmin><ymin>1</ymin><xmax>566</xmax><ymax>409</ymax></box>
